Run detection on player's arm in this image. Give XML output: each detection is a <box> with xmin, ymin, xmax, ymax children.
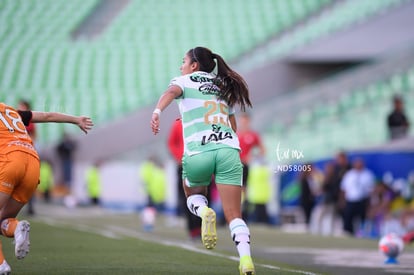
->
<box><xmin>151</xmin><ymin>85</ymin><xmax>182</xmax><ymax>135</ymax></box>
<box><xmin>30</xmin><ymin>111</ymin><xmax>93</xmax><ymax>134</ymax></box>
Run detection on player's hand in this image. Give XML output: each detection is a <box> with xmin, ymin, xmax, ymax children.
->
<box><xmin>77</xmin><ymin>116</ymin><xmax>93</xmax><ymax>134</ymax></box>
<box><xmin>151</xmin><ymin>113</ymin><xmax>160</xmax><ymax>135</ymax></box>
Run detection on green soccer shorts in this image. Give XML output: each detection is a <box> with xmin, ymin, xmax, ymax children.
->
<box><xmin>182</xmin><ymin>147</ymin><xmax>243</xmax><ymax>187</ymax></box>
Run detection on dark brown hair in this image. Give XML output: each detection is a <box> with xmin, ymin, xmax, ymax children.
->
<box><xmin>18</xmin><ymin>99</ymin><xmax>32</xmax><ymax>110</ymax></box>
<box><xmin>188</xmin><ymin>47</ymin><xmax>252</xmax><ymax>111</ymax></box>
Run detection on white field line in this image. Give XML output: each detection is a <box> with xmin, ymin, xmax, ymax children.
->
<box><xmin>37</xmin><ymin>216</ymin><xmax>321</xmax><ymax>275</ymax></box>
<box><xmin>263</xmin><ymin>247</ymin><xmax>414</xmax><ymax>273</ymax></box>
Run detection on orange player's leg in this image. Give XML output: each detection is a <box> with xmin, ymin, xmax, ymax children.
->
<box><xmin>0</xmin><ymin>241</ymin><xmax>4</xmax><ymax>263</ymax></box>
<box><xmin>0</xmin><ymin>240</ymin><xmax>11</xmax><ymax>274</ymax></box>
<box><xmin>0</xmin><ymin>218</ymin><xmax>17</xmax><ymax>237</ymax></box>
<box><xmin>0</xmin><ymin>151</ymin><xmax>39</xmax><ymax>271</ymax></box>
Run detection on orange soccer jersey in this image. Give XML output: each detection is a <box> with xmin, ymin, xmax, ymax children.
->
<box><xmin>0</xmin><ymin>103</ymin><xmax>40</xmax><ymax>203</ymax></box>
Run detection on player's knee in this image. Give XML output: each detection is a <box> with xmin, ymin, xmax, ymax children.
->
<box><xmin>1</xmin><ymin>218</ymin><xmax>18</xmax><ymax>237</ymax></box>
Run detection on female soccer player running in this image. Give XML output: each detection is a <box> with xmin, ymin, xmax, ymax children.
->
<box><xmin>151</xmin><ymin>47</ymin><xmax>255</xmax><ymax>275</ymax></box>
<box><xmin>0</xmin><ymin>102</ymin><xmax>93</xmax><ymax>274</ymax></box>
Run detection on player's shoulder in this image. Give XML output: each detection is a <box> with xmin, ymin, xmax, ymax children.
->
<box><xmin>0</xmin><ymin>102</ymin><xmax>13</xmax><ymax>111</ymax></box>
<box><xmin>0</xmin><ymin>103</ymin><xmax>23</xmax><ymax>116</ymax></box>
<box><xmin>169</xmin><ymin>74</ymin><xmax>189</xmax><ymax>88</ymax></box>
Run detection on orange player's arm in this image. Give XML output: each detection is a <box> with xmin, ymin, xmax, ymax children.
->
<box><xmin>31</xmin><ymin>111</ymin><xmax>93</xmax><ymax>134</ymax></box>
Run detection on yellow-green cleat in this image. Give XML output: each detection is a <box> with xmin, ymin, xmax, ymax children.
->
<box><xmin>239</xmin><ymin>255</ymin><xmax>255</xmax><ymax>275</ymax></box>
<box><xmin>201</xmin><ymin>208</ymin><xmax>217</xmax><ymax>249</ymax></box>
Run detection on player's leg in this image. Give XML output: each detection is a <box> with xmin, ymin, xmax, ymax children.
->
<box><xmin>216</xmin><ymin>184</ymin><xmax>255</xmax><ymax>274</ymax></box>
<box><xmin>184</xmin><ymin>179</ymin><xmax>217</xmax><ymax>249</ymax></box>
<box><xmin>215</xmin><ymin>148</ymin><xmax>255</xmax><ymax>275</ymax></box>
<box><xmin>184</xmin><ymin>185</ymin><xmax>217</xmax><ymax>249</ymax></box>
<box><xmin>1</xmin><ymin>152</ymin><xmax>39</xmax><ymax>260</ymax></box>
<box><xmin>182</xmin><ymin>151</ymin><xmax>217</xmax><ymax>249</ymax></box>
<box><xmin>0</xmin><ymin>193</ymin><xmax>12</xmax><ymax>275</ymax></box>
<box><xmin>178</xmin><ymin>163</ymin><xmax>202</xmax><ymax>239</ymax></box>
<box><xmin>0</xmin><ymin>245</ymin><xmax>11</xmax><ymax>275</ymax></box>
<box><xmin>0</xmin><ymin>151</ymin><xmax>32</xmax><ymax>273</ymax></box>
<box><xmin>184</xmin><ymin>183</ymin><xmax>217</xmax><ymax>249</ymax></box>
<box><xmin>0</xmin><ymin>198</ymin><xmax>29</xmax><ymax>260</ymax></box>
<box><xmin>241</xmin><ymin>163</ymin><xmax>249</xmax><ymax>220</ymax></box>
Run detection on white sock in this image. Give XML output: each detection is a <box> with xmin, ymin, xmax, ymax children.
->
<box><xmin>229</xmin><ymin>218</ymin><xmax>251</xmax><ymax>258</ymax></box>
<box><xmin>186</xmin><ymin>194</ymin><xmax>208</xmax><ymax>217</ymax></box>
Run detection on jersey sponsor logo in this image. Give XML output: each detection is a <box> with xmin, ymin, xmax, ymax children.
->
<box><xmin>201</xmin><ymin>124</ymin><xmax>233</xmax><ymax>145</ymax></box>
<box><xmin>189</xmin><ymin>75</ymin><xmax>213</xmax><ymax>83</ymax></box>
<box><xmin>8</xmin><ymin>141</ymin><xmax>35</xmax><ymax>151</ymax></box>
<box><xmin>199</xmin><ymin>83</ymin><xmax>220</xmax><ymax>95</ymax></box>
<box><xmin>1</xmin><ymin>181</ymin><xmax>13</xmax><ymax>189</ymax></box>
<box><xmin>190</xmin><ymin>74</ymin><xmax>221</xmax><ymax>95</ymax></box>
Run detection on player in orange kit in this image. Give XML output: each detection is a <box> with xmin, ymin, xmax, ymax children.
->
<box><xmin>0</xmin><ymin>102</ymin><xmax>93</xmax><ymax>274</ymax></box>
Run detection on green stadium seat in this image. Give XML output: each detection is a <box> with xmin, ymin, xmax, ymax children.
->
<box><xmin>267</xmin><ymin>59</ymin><xmax>414</xmax><ymax>163</ymax></box>
<box><xmin>296</xmin><ymin>109</ymin><xmax>314</xmax><ymax>126</ymax></box>
<box><xmin>4</xmin><ymin>0</ymin><xmax>410</xmax><ymax>148</ymax></box>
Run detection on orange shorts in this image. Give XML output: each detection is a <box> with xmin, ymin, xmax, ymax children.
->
<box><xmin>0</xmin><ymin>151</ymin><xmax>40</xmax><ymax>204</ymax></box>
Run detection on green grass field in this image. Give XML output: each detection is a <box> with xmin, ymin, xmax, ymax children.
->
<box><xmin>4</xmin><ymin>221</ymin><xmax>263</xmax><ymax>274</ymax></box>
<box><xmin>2</xmin><ymin>204</ymin><xmax>310</xmax><ymax>275</ymax></box>
<box><xmin>2</xmin><ymin>203</ymin><xmax>413</xmax><ymax>275</ymax></box>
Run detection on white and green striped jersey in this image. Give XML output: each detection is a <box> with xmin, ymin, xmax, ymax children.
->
<box><xmin>170</xmin><ymin>71</ymin><xmax>240</xmax><ymax>156</ymax></box>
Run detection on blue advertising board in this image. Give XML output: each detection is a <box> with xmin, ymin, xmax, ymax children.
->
<box><xmin>279</xmin><ymin>151</ymin><xmax>414</xmax><ymax>209</ymax></box>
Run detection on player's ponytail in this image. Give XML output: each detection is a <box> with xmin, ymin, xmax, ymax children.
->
<box><xmin>189</xmin><ymin>47</ymin><xmax>252</xmax><ymax>111</ymax></box>
<box><xmin>212</xmin><ymin>53</ymin><xmax>251</xmax><ymax>111</ymax></box>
